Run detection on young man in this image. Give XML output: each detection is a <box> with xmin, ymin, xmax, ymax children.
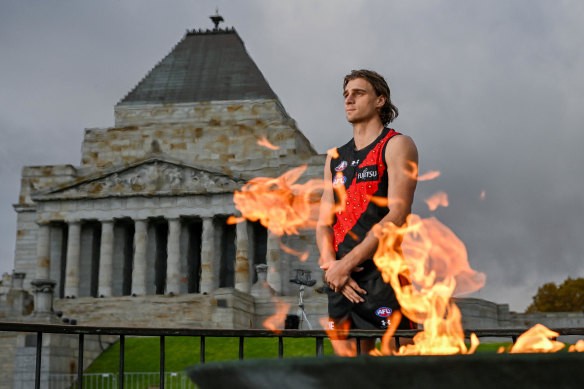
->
<box><xmin>317</xmin><ymin>69</ymin><xmax>418</xmax><ymax>354</ymax></box>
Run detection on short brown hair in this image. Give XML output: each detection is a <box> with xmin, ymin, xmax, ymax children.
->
<box><xmin>343</xmin><ymin>70</ymin><xmax>399</xmax><ymax>125</ymax></box>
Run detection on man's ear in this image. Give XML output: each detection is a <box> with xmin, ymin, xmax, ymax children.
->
<box><xmin>376</xmin><ymin>95</ymin><xmax>386</xmax><ymax>108</ymax></box>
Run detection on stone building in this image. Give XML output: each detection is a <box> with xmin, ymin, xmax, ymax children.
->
<box><xmin>12</xmin><ymin>20</ymin><xmax>326</xmax><ymax>330</ymax></box>
<box><xmin>2</xmin><ymin>18</ymin><xmax>329</xmax><ymax>388</ymax></box>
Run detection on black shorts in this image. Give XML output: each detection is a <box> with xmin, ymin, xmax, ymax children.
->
<box><xmin>326</xmin><ymin>271</ymin><xmax>414</xmax><ymax>331</ymax></box>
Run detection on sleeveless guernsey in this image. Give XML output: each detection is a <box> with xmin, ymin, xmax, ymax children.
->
<box><xmin>329</xmin><ymin>127</ymin><xmax>401</xmax><ymax>279</ymax></box>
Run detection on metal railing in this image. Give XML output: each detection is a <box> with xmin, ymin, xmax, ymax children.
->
<box><xmin>49</xmin><ymin>372</ymin><xmax>194</xmax><ymax>389</ymax></box>
<box><xmin>1</xmin><ymin>321</ymin><xmax>583</xmax><ymax>389</ymax></box>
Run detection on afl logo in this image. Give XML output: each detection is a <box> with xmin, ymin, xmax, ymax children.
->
<box><xmin>375</xmin><ymin>307</ymin><xmax>392</xmax><ymax>318</ymax></box>
<box><xmin>335</xmin><ymin>161</ymin><xmax>348</xmax><ymax>172</ymax></box>
<box><xmin>332</xmin><ymin>174</ymin><xmax>347</xmax><ymax>186</ymax></box>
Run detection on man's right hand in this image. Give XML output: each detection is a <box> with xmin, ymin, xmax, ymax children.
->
<box><xmin>340</xmin><ymin>278</ymin><xmax>367</xmax><ymax>303</ymax></box>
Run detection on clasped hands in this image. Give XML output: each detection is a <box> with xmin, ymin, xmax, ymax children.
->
<box><xmin>320</xmin><ymin>258</ymin><xmax>367</xmax><ymax>304</ymax></box>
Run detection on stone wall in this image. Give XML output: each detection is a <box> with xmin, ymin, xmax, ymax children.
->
<box><xmin>18</xmin><ymin>165</ymin><xmax>77</xmax><ymax>206</ymax></box>
<box><xmin>12</xmin><ymin>210</ymin><xmax>37</xmax><ymax>291</ymax></box>
<box><xmin>54</xmin><ymin>288</ymin><xmax>257</xmax><ymax>329</ymax></box>
<box><xmin>0</xmin><ymin>333</ymin><xmax>17</xmax><ymax>389</ymax></box>
<box><xmin>77</xmin><ymin>100</ymin><xmax>317</xmax><ymax>179</ymax></box>
<box><xmin>510</xmin><ymin>311</ymin><xmax>584</xmax><ymax>329</ymax></box>
<box><xmin>12</xmin><ymin>333</ymin><xmax>115</xmax><ymax>389</ymax></box>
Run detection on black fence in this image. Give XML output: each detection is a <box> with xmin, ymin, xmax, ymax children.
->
<box><xmin>1</xmin><ymin>321</ymin><xmax>583</xmax><ymax>389</ymax></box>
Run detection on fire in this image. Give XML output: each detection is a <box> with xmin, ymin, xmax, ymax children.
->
<box><xmin>425</xmin><ymin>191</ymin><xmax>449</xmax><ymax>211</ymax></box>
<box><xmin>373</xmin><ymin>214</ymin><xmax>486</xmax><ymax>355</ymax></box>
<box><xmin>569</xmin><ymin>339</ymin><xmax>584</xmax><ymax>352</ymax></box>
<box><xmin>232</xmin><ymin>165</ymin><xmax>324</xmax><ymax>236</ymax></box>
<box><xmin>509</xmin><ymin>324</ymin><xmax>565</xmax><ymax>353</ymax></box>
<box><xmin>480</xmin><ymin>190</ymin><xmax>486</xmax><ymax>200</ymax></box>
<box><xmin>319</xmin><ymin>317</ymin><xmax>357</xmax><ymax>357</ymax></box>
<box><xmin>327</xmin><ymin>147</ymin><xmax>339</xmax><ymax>159</ymax></box>
<box><xmin>257</xmin><ymin>136</ymin><xmax>280</xmax><ymax>150</ymax></box>
<box><xmin>262</xmin><ymin>298</ymin><xmax>290</xmax><ymax>334</ymax></box>
<box><xmin>405</xmin><ymin>161</ymin><xmax>440</xmax><ymax>182</ymax></box>
<box><xmin>279</xmin><ymin>241</ymin><xmax>309</xmax><ymax>262</ymax></box>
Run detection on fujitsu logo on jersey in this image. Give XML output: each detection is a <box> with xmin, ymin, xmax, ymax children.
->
<box><xmin>356</xmin><ymin>165</ymin><xmax>378</xmax><ymax>182</ymax></box>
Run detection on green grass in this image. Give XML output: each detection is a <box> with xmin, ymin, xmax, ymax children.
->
<box><xmin>86</xmin><ymin>336</ymin><xmax>519</xmax><ymax>374</ymax></box>
<box><xmin>86</xmin><ymin>337</ymin><xmax>336</xmax><ymax>373</ymax></box>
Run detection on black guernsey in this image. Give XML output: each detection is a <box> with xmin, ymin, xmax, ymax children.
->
<box><xmin>330</xmin><ymin>127</ymin><xmax>401</xmax><ymax>280</ymax></box>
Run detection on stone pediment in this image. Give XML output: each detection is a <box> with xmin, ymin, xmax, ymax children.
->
<box><xmin>33</xmin><ymin>158</ymin><xmax>243</xmax><ymax>200</ymax></box>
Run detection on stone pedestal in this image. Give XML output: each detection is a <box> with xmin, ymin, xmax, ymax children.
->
<box><xmin>250</xmin><ymin>264</ymin><xmax>273</xmax><ymax>299</ymax></box>
<box><xmin>29</xmin><ymin>279</ymin><xmax>59</xmax><ymax>323</ymax></box>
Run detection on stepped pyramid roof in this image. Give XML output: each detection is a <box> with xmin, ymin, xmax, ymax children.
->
<box><xmin>118</xmin><ymin>26</ymin><xmax>278</xmax><ymax>105</ymax></box>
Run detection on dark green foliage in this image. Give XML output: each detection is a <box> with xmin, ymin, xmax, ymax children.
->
<box><xmin>526</xmin><ymin>277</ymin><xmax>584</xmax><ymax>313</ymax></box>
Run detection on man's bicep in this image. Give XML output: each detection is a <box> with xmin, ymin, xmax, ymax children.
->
<box><xmin>386</xmin><ymin>136</ymin><xmax>418</xmax><ymax>215</ymax></box>
<box><xmin>318</xmin><ymin>155</ymin><xmax>335</xmax><ymax>227</ymax></box>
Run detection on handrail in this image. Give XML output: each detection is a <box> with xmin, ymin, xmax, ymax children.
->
<box><xmin>2</xmin><ymin>321</ymin><xmax>584</xmax><ymax>338</ymax></box>
<box><xmin>2</xmin><ymin>321</ymin><xmax>583</xmax><ymax>389</ymax></box>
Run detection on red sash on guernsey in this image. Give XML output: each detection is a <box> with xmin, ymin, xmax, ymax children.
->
<box><xmin>331</xmin><ymin>128</ymin><xmax>401</xmax><ymax>259</ymax></box>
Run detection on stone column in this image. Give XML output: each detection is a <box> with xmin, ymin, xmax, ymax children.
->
<box><xmin>166</xmin><ymin>218</ymin><xmax>181</xmax><ymax>295</ymax></box>
<box><xmin>35</xmin><ymin>222</ymin><xmax>51</xmax><ymax>280</ymax></box>
<box><xmin>98</xmin><ymin>220</ymin><xmax>114</xmax><ymax>297</ymax></box>
<box><xmin>266</xmin><ymin>232</ymin><xmax>281</xmax><ymax>294</ymax></box>
<box><xmin>64</xmin><ymin>220</ymin><xmax>81</xmax><ymax>297</ymax></box>
<box><xmin>235</xmin><ymin>221</ymin><xmax>250</xmax><ymax>293</ymax></box>
<box><xmin>131</xmin><ymin>219</ymin><xmax>148</xmax><ymax>295</ymax></box>
<box><xmin>200</xmin><ymin>217</ymin><xmax>215</xmax><ymax>294</ymax></box>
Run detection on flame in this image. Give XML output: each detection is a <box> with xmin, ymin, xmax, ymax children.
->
<box><xmin>279</xmin><ymin>240</ymin><xmax>309</xmax><ymax>262</ymax></box>
<box><xmin>232</xmin><ymin>165</ymin><xmax>324</xmax><ymax>236</ymax></box>
<box><xmin>425</xmin><ymin>191</ymin><xmax>449</xmax><ymax>211</ymax></box>
<box><xmin>257</xmin><ymin>136</ymin><xmax>280</xmax><ymax>150</ymax></box>
<box><xmin>405</xmin><ymin>161</ymin><xmax>440</xmax><ymax>182</ymax></box>
<box><xmin>509</xmin><ymin>324</ymin><xmax>565</xmax><ymax>353</ymax></box>
<box><xmin>369</xmin><ymin>196</ymin><xmax>404</xmax><ymax>209</ymax></box>
<box><xmin>569</xmin><ymin>339</ymin><xmax>584</xmax><ymax>352</ymax></box>
<box><xmin>262</xmin><ymin>298</ymin><xmax>290</xmax><ymax>334</ymax></box>
<box><xmin>373</xmin><ymin>214</ymin><xmax>486</xmax><ymax>355</ymax></box>
<box><xmin>480</xmin><ymin>190</ymin><xmax>486</xmax><ymax>200</ymax></box>
<box><xmin>327</xmin><ymin>147</ymin><xmax>339</xmax><ymax>159</ymax></box>
<box><xmin>319</xmin><ymin>317</ymin><xmax>357</xmax><ymax>357</ymax></box>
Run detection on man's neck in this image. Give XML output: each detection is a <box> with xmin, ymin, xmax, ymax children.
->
<box><xmin>352</xmin><ymin>120</ymin><xmax>385</xmax><ymax>150</ymax></box>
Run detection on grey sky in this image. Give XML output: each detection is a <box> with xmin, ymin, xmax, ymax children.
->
<box><xmin>1</xmin><ymin>0</ymin><xmax>583</xmax><ymax>311</ymax></box>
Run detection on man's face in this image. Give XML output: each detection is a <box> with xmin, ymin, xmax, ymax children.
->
<box><xmin>343</xmin><ymin>78</ymin><xmax>385</xmax><ymax>124</ymax></box>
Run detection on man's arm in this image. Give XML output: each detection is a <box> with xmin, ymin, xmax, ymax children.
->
<box><xmin>322</xmin><ymin>135</ymin><xmax>418</xmax><ymax>291</ymax></box>
<box><xmin>316</xmin><ymin>154</ymin><xmax>337</xmax><ymax>266</ymax></box>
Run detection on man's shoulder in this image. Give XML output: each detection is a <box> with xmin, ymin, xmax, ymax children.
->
<box><xmin>332</xmin><ymin>138</ymin><xmax>355</xmax><ymax>160</ymax></box>
<box><xmin>384</xmin><ymin>133</ymin><xmax>418</xmax><ymax>162</ymax></box>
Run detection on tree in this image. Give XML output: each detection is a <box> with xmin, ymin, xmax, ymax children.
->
<box><xmin>526</xmin><ymin>277</ymin><xmax>584</xmax><ymax>313</ymax></box>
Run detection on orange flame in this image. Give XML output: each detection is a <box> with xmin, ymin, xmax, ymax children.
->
<box><xmin>405</xmin><ymin>161</ymin><xmax>441</xmax><ymax>182</ymax></box>
<box><xmin>480</xmin><ymin>190</ymin><xmax>486</xmax><ymax>200</ymax></box>
<box><xmin>327</xmin><ymin>147</ymin><xmax>339</xmax><ymax>159</ymax></box>
<box><xmin>319</xmin><ymin>317</ymin><xmax>357</xmax><ymax>357</ymax></box>
<box><xmin>262</xmin><ymin>298</ymin><xmax>290</xmax><ymax>334</ymax></box>
<box><xmin>509</xmin><ymin>324</ymin><xmax>565</xmax><ymax>353</ymax></box>
<box><xmin>279</xmin><ymin>240</ymin><xmax>309</xmax><ymax>262</ymax></box>
<box><xmin>569</xmin><ymin>339</ymin><xmax>584</xmax><ymax>352</ymax></box>
<box><xmin>232</xmin><ymin>165</ymin><xmax>324</xmax><ymax>236</ymax></box>
<box><xmin>257</xmin><ymin>136</ymin><xmax>280</xmax><ymax>150</ymax></box>
<box><xmin>373</xmin><ymin>214</ymin><xmax>486</xmax><ymax>355</ymax></box>
<box><xmin>425</xmin><ymin>191</ymin><xmax>449</xmax><ymax>211</ymax></box>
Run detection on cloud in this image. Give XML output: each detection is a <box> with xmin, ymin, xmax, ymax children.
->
<box><xmin>1</xmin><ymin>1</ymin><xmax>583</xmax><ymax>311</ymax></box>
